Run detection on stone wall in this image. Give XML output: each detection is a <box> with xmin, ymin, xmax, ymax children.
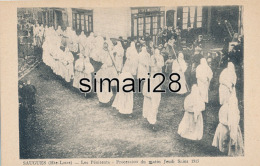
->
<box><xmin>17</xmin><ymin>8</ymin><xmax>40</xmax><ymax>78</ymax></box>
<box><xmin>17</xmin><ymin>8</ymin><xmax>37</xmax><ymax>57</ymax></box>
<box><xmin>93</xmin><ymin>7</ymin><xmax>131</xmax><ymax>39</ymax></box>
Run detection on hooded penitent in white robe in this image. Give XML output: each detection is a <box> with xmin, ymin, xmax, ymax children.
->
<box><xmin>142</xmin><ymin>50</ymin><xmax>163</xmax><ymax>125</ymax></box>
<box><xmin>227</xmin><ymin>89</ymin><xmax>244</xmax><ymax>156</ymax></box>
<box><xmin>171</xmin><ymin>52</ymin><xmax>188</xmax><ymax>94</ymax></box>
<box><xmin>113</xmin><ymin>42</ymin><xmax>124</xmax><ymax>72</ymax></box>
<box><xmin>73</xmin><ymin>54</ymin><xmax>85</xmax><ymax>89</ymax></box>
<box><xmin>86</xmin><ymin>32</ymin><xmax>95</xmax><ymax>54</ymax></box>
<box><xmin>95</xmin><ymin>67</ymin><xmax>114</xmax><ymax>104</ymax></box>
<box><xmin>65</xmin><ymin>28</ymin><xmax>78</xmax><ymax>53</ymax></box>
<box><xmin>56</xmin><ymin>26</ymin><xmax>64</xmax><ymax>37</ymax></box>
<box><xmin>219</xmin><ymin>62</ymin><xmax>237</xmax><ymax>105</ymax></box>
<box><xmin>42</xmin><ymin>37</ymin><xmax>50</xmax><ymax>65</ymax></box>
<box><xmin>48</xmin><ymin>27</ymin><xmax>56</xmax><ymax>43</ymax></box>
<box><xmin>212</xmin><ymin>88</ymin><xmax>244</xmax><ymax>156</ymax></box>
<box><xmin>112</xmin><ymin>64</ymin><xmax>134</xmax><ymax>114</ymax></box>
<box><xmin>196</xmin><ymin>58</ymin><xmax>213</xmax><ymax>103</ymax></box>
<box><xmin>137</xmin><ymin>47</ymin><xmax>151</xmax><ymax>79</ymax></box>
<box><xmin>150</xmin><ymin>49</ymin><xmax>164</xmax><ymax>75</ymax></box>
<box><xmin>50</xmin><ymin>46</ymin><xmax>57</xmax><ymax>73</ymax></box>
<box><xmin>50</xmin><ymin>34</ymin><xmax>62</xmax><ymax>74</ymax></box>
<box><xmin>212</xmin><ymin>101</ymin><xmax>230</xmax><ymax>153</ymax></box>
<box><xmin>81</xmin><ymin>33</ymin><xmax>94</xmax><ymax>59</ymax></box>
<box><xmin>125</xmin><ymin>42</ymin><xmax>139</xmax><ymax>76</ymax></box>
<box><xmin>48</xmin><ymin>38</ymin><xmax>60</xmax><ymax>71</ymax></box>
<box><xmin>57</xmin><ymin>48</ymin><xmax>66</xmax><ymax>78</ymax></box>
<box><xmin>42</xmin><ymin>27</ymin><xmax>57</xmax><ymax>67</ymax></box>
<box><xmin>91</xmin><ymin>36</ymin><xmax>104</xmax><ymax>62</ymax></box>
<box><xmin>45</xmin><ymin>40</ymin><xmax>53</xmax><ymax>69</ymax></box>
<box><xmin>43</xmin><ymin>26</ymin><xmax>49</xmax><ymax>39</ymax></box>
<box><xmin>63</xmin><ymin>47</ymin><xmax>75</xmax><ymax>82</ymax></box>
<box><xmin>78</xmin><ymin>31</ymin><xmax>87</xmax><ymax>55</ymax></box>
<box><xmin>142</xmin><ymin>77</ymin><xmax>162</xmax><ymax>125</ymax></box>
<box><xmin>178</xmin><ymin>84</ymin><xmax>205</xmax><ymax>140</ymax></box>
<box><xmin>81</xmin><ymin>56</ymin><xmax>94</xmax><ymax>91</ymax></box>
<box><xmin>51</xmin><ymin>45</ymin><xmax>62</xmax><ymax>75</ymax></box>
<box><xmin>96</xmin><ymin>47</ymin><xmax>118</xmax><ymax>103</ymax></box>
<box><xmin>100</xmin><ymin>47</ymin><xmax>118</xmax><ymax>80</ymax></box>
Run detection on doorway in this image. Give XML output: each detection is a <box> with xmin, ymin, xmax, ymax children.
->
<box><xmin>54</xmin><ymin>10</ymin><xmax>63</xmax><ymax>30</ymax></box>
<box><xmin>166</xmin><ymin>10</ymin><xmax>175</xmax><ymax>28</ymax></box>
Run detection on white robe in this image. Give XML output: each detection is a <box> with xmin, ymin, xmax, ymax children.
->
<box><xmin>125</xmin><ymin>44</ymin><xmax>139</xmax><ymax>76</ymax></box>
<box><xmin>150</xmin><ymin>54</ymin><xmax>164</xmax><ymax>75</ymax></box>
<box><xmin>86</xmin><ymin>34</ymin><xmax>95</xmax><ymax>57</ymax></box>
<box><xmin>112</xmin><ymin>72</ymin><xmax>134</xmax><ymax>114</ymax></box>
<box><xmin>42</xmin><ymin>39</ymin><xmax>50</xmax><ymax>65</ymax></box>
<box><xmin>142</xmin><ymin>77</ymin><xmax>162</xmax><ymax>125</ymax></box>
<box><xmin>57</xmin><ymin>49</ymin><xmax>66</xmax><ymax>79</ymax></box>
<box><xmin>178</xmin><ymin>86</ymin><xmax>205</xmax><ymax>140</ymax></box>
<box><xmin>212</xmin><ymin>102</ymin><xmax>230</xmax><ymax>153</ymax></box>
<box><xmin>52</xmin><ymin>48</ymin><xmax>61</xmax><ymax>75</ymax></box>
<box><xmin>56</xmin><ymin>27</ymin><xmax>64</xmax><ymax>37</ymax></box>
<box><xmin>67</xmin><ymin>31</ymin><xmax>78</xmax><ymax>53</ymax></box>
<box><xmin>137</xmin><ymin>50</ymin><xmax>150</xmax><ymax>79</ymax></box>
<box><xmin>113</xmin><ymin>44</ymin><xmax>124</xmax><ymax>72</ymax></box>
<box><xmin>219</xmin><ymin>68</ymin><xmax>237</xmax><ymax>105</ymax></box>
<box><xmin>213</xmin><ymin>89</ymin><xmax>243</xmax><ymax>156</ymax></box>
<box><xmin>96</xmin><ymin>47</ymin><xmax>118</xmax><ymax>103</ymax></box>
<box><xmin>96</xmin><ymin>68</ymin><xmax>113</xmax><ymax>104</ymax></box>
<box><xmin>142</xmin><ymin>52</ymin><xmax>163</xmax><ymax>125</ymax></box>
<box><xmin>100</xmin><ymin>50</ymin><xmax>118</xmax><ymax>81</ymax></box>
<box><xmin>73</xmin><ymin>58</ymin><xmax>85</xmax><ymax>89</ymax></box>
<box><xmin>63</xmin><ymin>50</ymin><xmax>75</xmax><ymax>82</ymax></box>
<box><xmin>196</xmin><ymin>63</ymin><xmax>213</xmax><ymax>103</ymax></box>
<box><xmin>78</xmin><ymin>34</ymin><xmax>87</xmax><ymax>55</ymax></box>
<box><xmin>142</xmin><ymin>52</ymin><xmax>163</xmax><ymax>124</ymax></box>
<box><xmin>81</xmin><ymin>58</ymin><xmax>94</xmax><ymax>91</ymax></box>
<box><xmin>227</xmin><ymin>90</ymin><xmax>244</xmax><ymax>156</ymax></box>
<box><xmin>171</xmin><ymin>59</ymin><xmax>188</xmax><ymax>94</ymax></box>
<box><xmin>91</xmin><ymin>36</ymin><xmax>104</xmax><ymax>62</ymax></box>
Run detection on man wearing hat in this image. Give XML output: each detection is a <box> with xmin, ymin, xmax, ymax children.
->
<box><xmin>188</xmin><ymin>46</ymin><xmax>203</xmax><ymax>87</ymax></box>
<box><xmin>193</xmin><ymin>35</ymin><xmax>204</xmax><ymax>50</ymax></box>
<box><xmin>22</xmin><ymin>80</ymin><xmax>37</xmax><ymax>112</ymax></box>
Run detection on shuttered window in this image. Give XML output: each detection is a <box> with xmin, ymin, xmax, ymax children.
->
<box><xmin>72</xmin><ymin>9</ymin><xmax>93</xmax><ymax>35</ymax></box>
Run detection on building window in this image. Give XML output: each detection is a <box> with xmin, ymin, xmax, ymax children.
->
<box><xmin>131</xmin><ymin>7</ymin><xmax>165</xmax><ymax>45</ymax></box>
<box><xmin>72</xmin><ymin>9</ymin><xmax>93</xmax><ymax>35</ymax></box>
<box><xmin>182</xmin><ymin>6</ymin><xmax>202</xmax><ymax>29</ymax></box>
<box><xmin>197</xmin><ymin>7</ymin><xmax>203</xmax><ymax>28</ymax></box>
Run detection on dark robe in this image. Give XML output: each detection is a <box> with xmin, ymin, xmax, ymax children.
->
<box><xmin>165</xmin><ymin>45</ymin><xmax>177</xmax><ymax>59</ymax></box>
<box><xmin>189</xmin><ymin>53</ymin><xmax>203</xmax><ymax>86</ymax></box>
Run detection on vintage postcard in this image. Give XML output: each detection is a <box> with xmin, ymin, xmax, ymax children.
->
<box><xmin>0</xmin><ymin>0</ymin><xmax>260</xmax><ymax>165</ymax></box>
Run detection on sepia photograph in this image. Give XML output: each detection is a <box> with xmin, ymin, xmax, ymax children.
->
<box><xmin>17</xmin><ymin>5</ymin><xmax>244</xmax><ymax>159</ymax></box>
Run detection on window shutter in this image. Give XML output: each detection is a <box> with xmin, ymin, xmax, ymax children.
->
<box><xmin>194</xmin><ymin>7</ymin><xmax>197</xmax><ymax>29</ymax></box>
<box><xmin>177</xmin><ymin>7</ymin><xmax>183</xmax><ymax>29</ymax></box>
<box><xmin>49</xmin><ymin>9</ymin><xmax>53</xmax><ymax>27</ymax></box>
<box><xmin>62</xmin><ymin>11</ymin><xmax>68</xmax><ymax>29</ymax></box>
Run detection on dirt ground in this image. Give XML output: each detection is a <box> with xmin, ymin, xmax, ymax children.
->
<box><xmin>19</xmin><ymin>63</ymin><xmax>244</xmax><ymax>159</ymax></box>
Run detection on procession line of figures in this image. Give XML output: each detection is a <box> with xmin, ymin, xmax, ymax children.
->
<box><xmin>32</xmin><ymin>24</ymin><xmax>244</xmax><ymax>156</ymax></box>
